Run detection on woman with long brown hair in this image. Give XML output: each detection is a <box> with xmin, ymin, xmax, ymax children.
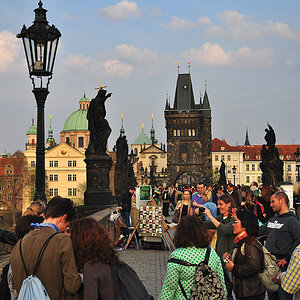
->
<box><xmin>71</xmin><ymin>218</ymin><xmax>121</xmax><ymax>300</ymax></box>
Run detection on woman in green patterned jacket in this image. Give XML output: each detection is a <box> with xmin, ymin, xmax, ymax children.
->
<box><xmin>159</xmin><ymin>216</ymin><xmax>226</xmax><ymax>299</ymax></box>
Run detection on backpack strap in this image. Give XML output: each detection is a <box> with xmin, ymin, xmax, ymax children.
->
<box><xmin>19</xmin><ymin>232</ymin><xmax>59</xmax><ymax>277</ymax></box>
<box><xmin>203</xmin><ymin>246</ymin><xmax>211</xmax><ymax>265</ymax></box>
<box><xmin>168</xmin><ymin>258</ymin><xmax>197</xmax><ymax>266</ymax></box>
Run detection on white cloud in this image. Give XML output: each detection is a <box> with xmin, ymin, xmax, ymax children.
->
<box><xmin>197</xmin><ymin>17</ymin><xmax>211</xmax><ymax>26</ymax></box>
<box><xmin>0</xmin><ymin>30</ymin><xmax>21</xmax><ymax>72</ymax></box>
<box><xmin>207</xmin><ymin>10</ymin><xmax>298</xmax><ymax>41</ymax></box>
<box><xmin>148</xmin><ymin>7</ymin><xmax>162</xmax><ymax>18</ymax></box>
<box><xmin>182</xmin><ymin>42</ymin><xmax>274</xmax><ymax>67</ymax></box>
<box><xmin>61</xmin><ymin>14</ymin><xmax>74</xmax><ymax>22</ymax></box>
<box><xmin>60</xmin><ymin>44</ymin><xmax>173</xmax><ymax>78</ymax></box>
<box><xmin>99</xmin><ymin>1</ymin><xmax>140</xmax><ymax>21</ymax></box>
<box><xmin>160</xmin><ymin>16</ymin><xmax>198</xmax><ymax>31</ymax></box>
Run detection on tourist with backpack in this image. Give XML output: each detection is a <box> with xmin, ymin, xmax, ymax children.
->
<box><xmin>10</xmin><ymin>196</ymin><xmax>82</xmax><ymax>300</ymax></box>
<box><xmin>159</xmin><ymin>215</ymin><xmax>227</xmax><ymax>299</ymax></box>
<box><xmin>71</xmin><ymin>217</ymin><xmax>153</xmax><ymax>300</ymax></box>
<box><xmin>223</xmin><ymin>208</ymin><xmax>266</xmax><ymax>300</ymax></box>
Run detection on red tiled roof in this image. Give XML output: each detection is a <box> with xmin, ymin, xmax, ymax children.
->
<box><xmin>212</xmin><ymin>138</ymin><xmax>300</xmax><ymax>161</ymax></box>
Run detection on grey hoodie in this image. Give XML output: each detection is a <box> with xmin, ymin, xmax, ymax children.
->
<box><xmin>259</xmin><ymin>211</ymin><xmax>300</xmax><ymax>262</ymax></box>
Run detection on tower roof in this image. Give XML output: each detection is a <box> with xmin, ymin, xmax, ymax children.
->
<box><xmin>245</xmin><ymin>128</ymin><xmax>250</xmax><ymax>145</ymax></box>
<box><xmin>173</xmin><ymin>73</ymin><xmax>195</xmax><ymax>110</ymax></box>
<box><xmin>27</xmin><ymin>119</ymin><xmax>37</xmax><ymax>135</ymax></box>
<box><xmin>132</xmin><ymin>130</ymin><xmax>152</xmax><ymax>145</ymax></box>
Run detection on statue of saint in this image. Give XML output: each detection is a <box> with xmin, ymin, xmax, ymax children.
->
<box><xmin>86</xmin><ymin>89</ymin><xmax>112</xmax><ymax>155</ymax></box>
<box><xmin>264</xmin><ymin>123</ymin><xmax>276</xmax><ymax>148</ymax></box>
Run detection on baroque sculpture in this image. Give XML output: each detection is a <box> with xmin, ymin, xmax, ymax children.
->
<box><xmin>260</xmin><ymin>123</ymin><xmax>283</xmax><ymax>187</ymax></box>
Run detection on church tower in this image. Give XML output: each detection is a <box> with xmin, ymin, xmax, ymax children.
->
<box><xmin>165</xmin><ymin>67</ymin><xmax>212</xmax><ymax>186</ymax></box>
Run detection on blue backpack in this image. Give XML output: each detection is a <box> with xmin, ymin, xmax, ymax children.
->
<box><xmin>18</xmin><ymin>232</ymin><xmax>59</xmax><ymax>300</ymax></box>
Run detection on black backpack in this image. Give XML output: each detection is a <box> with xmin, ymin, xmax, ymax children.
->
<box><xmin>110</xmin><ymin>263</ymin><xmax>154</xmax><ymax>300</ymax></box>
<box><xmin>0</xmin><ymin>263</ymin><xmax>10</xmax><ymax>300</ymax></box>
<box><xmin>168</xmin><ymin>247</ymin><xmax>227</xmax><ymax>300</ymax></box>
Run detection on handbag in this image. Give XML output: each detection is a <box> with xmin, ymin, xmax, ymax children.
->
<box><xmin>172</xmin><ymin>210</ymin><xmax>180</xmax><ymax>223</ymax></box>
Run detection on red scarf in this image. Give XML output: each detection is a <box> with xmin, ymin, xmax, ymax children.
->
<box><xmin>234</xmin><ymin>231</ymin><xmax>248</xmax><ymax>244</ymax></box>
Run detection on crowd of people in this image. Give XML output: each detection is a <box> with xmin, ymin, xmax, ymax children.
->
<box><xmin>0</xmin><ymin>180</ymin><xmax>299</xmax><ymax>299</ymax></box>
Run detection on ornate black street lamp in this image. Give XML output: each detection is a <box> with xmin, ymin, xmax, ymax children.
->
<box><xmin>128</xmin><ymin>149</ymin><xmax>136</xmax><ymax>165</ymax></box>
<box><xmin>17</xmin><ymin>1</ymin><xmax>61</xmax><ymax>203</ymax></box>
<box><xmin>294</xmin><ymin>148</ymin><xmax>300</xmax><ymax>182</ymax></box>
<box><xmin>232</xmin><ymin>165</ymin><xmax>237</xmax><ymax>186</ymax></box>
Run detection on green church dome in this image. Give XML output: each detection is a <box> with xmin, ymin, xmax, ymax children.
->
<box><xmin>62</xmin><ymin>95</ymin><xmax>90</xmax><ymax>132</ymax></box>
<box><xmin>132</xmin><ymin>131</ymin><xmax>152</xmax><ymax>145</ymax></box>
<box><xmin>27</xmin><ymin>120</ymin><xmax>37</xmax><ymax>135</ymax></box>
<box><xmin>62</xmin><ymin>109</ymin><xmax>89</xmax><ymax>132</ymax></box>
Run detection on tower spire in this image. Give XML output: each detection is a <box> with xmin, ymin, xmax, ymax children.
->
<box><xmin>177</xmin><ymin>62</ymin><xmax>180</xmax><ymax>74</ymax></box>
<box><xmin>120</xmin><ymin>113</ymin><xmax>125</xmax><ymax>136</ymax></box>
<box><xmin>150</xmin><ymin>114</ymin><xmax>156</xmax><ymax>145</ymax></box>
<box><xmin>188</xmin><ymin>61</ymin><xmax>190</xmax><ymax>73</ymax></box>
<box><xmin>244</xmin><ymin>127</ymin><xmax>250</xmax><ymax>145</ymax></box>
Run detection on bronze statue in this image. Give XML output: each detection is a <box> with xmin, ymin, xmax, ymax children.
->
<box><xmin>218</xmin><ymin>160</ymin><xmax>227</xmax><ymax>186</ymax></box>
<box><xmin>86</xmin><ymin>89</ymin><xmax>112</xmax><ymax>155</ymax></box>
<box><xmin>264</xmin><ymin>123</ymin><xmax>276</xmax><ymax>148</ymax></box>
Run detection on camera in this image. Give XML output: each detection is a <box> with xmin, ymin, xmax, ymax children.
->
<box><xmin>223</xmin><ymin>258</ymin><xmax>228</xmax><ymax>264</ymax></box>
<box><xmin>198</xmin><ymin>207</ymin><xmax>205</xmax><ymax>213</ymax></box>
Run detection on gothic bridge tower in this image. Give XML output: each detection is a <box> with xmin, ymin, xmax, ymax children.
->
<box><xmin>165</xmin><ymin>68</ymin><xmax>212</xmax><ymax>186</ymax></box>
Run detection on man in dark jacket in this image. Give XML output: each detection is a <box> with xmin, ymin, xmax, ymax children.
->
<box><xmin>226</xmin><ymin>184</ymin><xmax>240</xmax><ymax>208</ymax></box>
<box><xmin>119</xmin><ymin>187</ymin><xmax>135</xmax><ymax>227</ymax></box>
<box><xmin>259</xmin><ymin>192</ymin><xmax>300</xmax><ymax>300</ymax></box>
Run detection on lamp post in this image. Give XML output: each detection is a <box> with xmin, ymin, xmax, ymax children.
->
<box><xmin>294</xmin><ymin>148</ymin><xmax>300</xmax><ymax>182</ymax></box>
<box><xmin>17</xmin><ymin>1</ymin><xmax>61</xmax><ymax>203</ymax></box>
<box><xmin>232</xmin><ymin>165</ymin><xmax>237</xmax><ymax>186</ymax></box>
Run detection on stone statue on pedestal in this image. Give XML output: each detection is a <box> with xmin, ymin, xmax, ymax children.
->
<box><xmin>84</xmin><ymin>86</ymin><xmax>113</xmax><ymax>207</ymax></box>
<box><xmin>114</xmin><ymin>135</ymin><xmax>136</xmax><ymax>199</ymax></box>
<box><xmin>260</xmin><ymin>123</ymin><xmax>283</xmax><ymax>187</ymax></box>
<box><xmin>218</xmin><ymin>160</ymin><xmax>227</xmax><ymax>186</ymax></box>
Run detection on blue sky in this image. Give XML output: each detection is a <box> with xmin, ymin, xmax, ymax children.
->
<box><xmin>1</xmin><ymin>0</ymin><xmax>300</xmax><ymax>154</ymax></box>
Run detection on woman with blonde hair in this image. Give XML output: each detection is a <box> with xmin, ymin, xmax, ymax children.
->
<box><xmin>173</xmin><ymin>190</ymin><xmax>192</xmax><ymax>223</ymax></box>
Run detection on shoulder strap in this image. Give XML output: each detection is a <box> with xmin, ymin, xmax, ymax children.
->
<box><xmin>203</xmin><ymin>246</ymin><xmax>211</xmax><ymax>264</ymax></box>
<box><xmin>178</xmin><ymin>280</ymin><xmax>188</xmax><ymax>300</ymax></box>
<box><xmin>168</xmin><ymin>258</ymin><xmax>197</xmax><ymax>267</ymax></box>
<box><xmin>19</xmin><ymin>232</ymin><xmax>59</xmax><ymax>277</ymax></box>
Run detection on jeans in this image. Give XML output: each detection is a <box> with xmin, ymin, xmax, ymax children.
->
<box><xmin>268</xmin><ymin>287</ymin><xmax>293</xmax><ymax>300</ymax></box>
<box><xmin>124</xmin><ymin>211</ymin><xmax>131</xmax><ymax>228</ymax></box>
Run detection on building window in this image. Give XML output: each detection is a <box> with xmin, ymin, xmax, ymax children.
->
<box><xmin>49</xmin><ymin>160</ymin><xmax>58</xmax><ymax>167</ymax></box>
<box><xmin>31</xmin><ymin>161</ymin><xmax>35</xmax><ymax>168</ymax></box>
<box><xmin>287</xmin><ymin>165</ymin><xmax>292</xmax><ymax>172</ymax></box>
<box><xmin>245</xmin><ymin>155</ymin><xmax>249</xmax><ymax>160</ymax></box>
<box><xmin>68</xmin><ymin>188</ymin><xmax>72</xmax><ymax>196</ymax></box>
<box><xmin>68</xmin><ymin>174</ymin><xmax>72</xmax><ymax>181</ymax></box>
<box><xmin>66</xmin><ymin>137</ymin><xmax>70</xmax><ymax>145</ymax></box>
<box><xmin>73</xmin><ymin>188</ymin><xmax>77</xmax><ymax>196</ymax></box>
<box><xmin>68</xmin><ymin>160</ymin><xmax>72</xmax><ymax>167</ymax></box>
<box><xmin>173</xmin><ymin>130</ymin><xmax>177</xmax><ymax>137</ymax></box>
<box><xmin>221</xmin><ymin>155</ymin><xmax>225</xmax><ymax>161</ymax></box>
<box><xmin>73</xmin><ymin>160</ymin><xmax>77</xmax><ymax>167</ymax></box>
<box><xmin>73</xmin><ymin>174</ymin><xmax>77</xmax><ymax>181</ymax></box>
<box><xmin>280</xmin><ymin>155</ymin><xmax>284</xmax><ymax>160</ymax></box>
<box><xmin>256</xmin><ymin>155</ymin><xmax>261</xmax><ymax>160</ymax></box>
<box><xmin>258</xmin><ymin>176</ymin><xmax>261</xmax><ymax>183</ymax></box>
<box><xmin>188</xmin><ymin>129</ymin><xmax>191</xmax><ymax>136</ymax></box>
<box><xmin>50</xmin><ymin>188</ymin><xmax>58</xmax><ymax>196</ymax></box>
<box><xmin>246</xmin><ymin>176</ymin><xmax>250</xmax><ymax>183</ymax></box>
<box><xmin>215</xmin><ymin>155</ymin><xmax>219</xmax><ymax>161</ymax></box>
<box><xmin>49</xmin><ymin>174</ymin><xmax>58</xmax><ymax>181</ymax></box>
<box><xmin>287</xmin><ymin>155</ymin><xmax>291</xmax><ymax>160</ymax></box>
<box><xmin>192</xmin><ymin>129</ymin><xmax>195</xmax><ymax>136</ymax></box>
<box><xmin>227</xmin><ymin>155</ymin><xmax>231</xmax><ymax>161</ymax></box>
<box><xmin>287</xmin><ymin>176</ymin><xmax>292</xmax><ymax>182</ymax></box>
<box><xmin>177</xmin><ymin>129</ymin><xmax>180</xmax><ymax>136</ymax></box>
<box><xmin>252</xmin><ymin>164</ymin><xmax>255</xmax><ymax>171</ymax></box>
<box><xmin>246</xmin><ymin>164</ymin><xmax>249</xmax><ymax>171</ymax></box>
<box><xmin>78</xmin><ymin>137</ymin><xmax>84</xmax><ymax>147</ymax></box>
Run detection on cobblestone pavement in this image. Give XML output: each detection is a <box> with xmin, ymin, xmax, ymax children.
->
<box><xmin>119</xmin><ymin>249</ymin><xmax>171</xmax><ymax>299</ymax></box>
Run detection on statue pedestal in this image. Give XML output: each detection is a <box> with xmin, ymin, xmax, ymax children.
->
<box><xmin>84</xmin><ymin>154</ymin><xmax>113</xmax><ymax>207</ymax></box>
